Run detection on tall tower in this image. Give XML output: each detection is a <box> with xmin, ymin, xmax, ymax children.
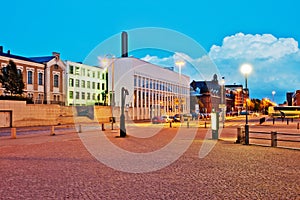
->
<box><xmin>121</xmin><ymin>31</ymin><xmax>128</xmax><ymax>57</ymax></box>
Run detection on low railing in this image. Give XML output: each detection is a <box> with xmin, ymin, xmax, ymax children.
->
<box><xmin>236</xmin><ymin>127</ymin><xmax>300</xmax><ymax>149</ymax></box>
<box><xmin>249</xmin><ymin>130</ymin><xmax>300</xmax><ymax>148</ymax></box>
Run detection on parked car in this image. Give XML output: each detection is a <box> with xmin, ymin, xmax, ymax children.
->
<box><xmin>183</xmin><ymin>113</ymin><xmax>192</xmax><ymax>121</ymax></box>
<box><xmin>200</xmin><ymin>113</ymin><xmax>211</xmax><ymax>119</ymax></box>
<box><xmin>161</xmin><ymin>115</ymin><xmax>173</xmax><ymax>123</ymax></box>
<box><xmin>152</xmin><ymin>115</ymin><xmax>173</xmax><ymax>124</ymax></box>
<box><xmin>152</xmin><ymin>116</ymin><xmax>165</xmax><ymax>124</ymax></box>
<box><xmin>240</xmin><ymin>110</ymin><xmax>250</xmax><ymax>115</ymax></box>
<box><xmin>173</xmin><ymin>114</ymin><xmax>183</xmax><ymax>122</ymax></box>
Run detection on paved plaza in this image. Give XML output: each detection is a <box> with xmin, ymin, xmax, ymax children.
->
<box><xmin>0</xmin><ymin>119</ymin><xmax>299</xmax><ymax>199</ymax></box>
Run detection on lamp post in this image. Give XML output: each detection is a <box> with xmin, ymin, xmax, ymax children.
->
<box><xmin>240</xmin><ymin>63</ymin><xmax>252</xmax><ymax>145</ymax></box>
<box><xmin>120</xmin><ymin>87</ymin><xmax>129</xmax><ymax>137</ymax></box>
<box><xmin>175</xmin><ymin>60</ymin><xmax>185</xmax><ymax>122</ymax></box>
<box><xmin>221</xmin><ymin>77</ymin><xmax>225</xmax><ymax>127</ymax></box>
<box><xmin>272</xmin><ymin>91</ymin><xmax>276</xmax><ymax>102</ymax></box>
<box><xmin>101</xmin><ymin>55</ymin><xmax>115</xmax><ymax>129</ymax></box>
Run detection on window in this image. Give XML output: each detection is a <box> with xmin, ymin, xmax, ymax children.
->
<box><xmin>69</xmin><ymin>78</ymin><xmax>74</xmax><ymax>87</ymax></box>
<box><xmin>17</xmin><ymin>69</ymin><xmax>22</xmax><ymax>75</ymax></box>
<box><xmin>87</xmin><ymin>70</ymin><xmax>90</xmax><ymax>77</ymax></box>
<box><xmin>87</xmin><ymin>81</ymin><xmax>90</xmax><ymax>88</ymax></box>
<box><xmin>69</xmin><ymin>91</ymin><xmax>73</xmax><ymax>99</ymax></box>
<box><xmin>2</xmin><ymin>66</ymin><xmax>7</xmax><ymax>74</ymax></box>
<box><xmin>93</xmin><ymin>93</ymin><xmax>96</xmax><ymax>100</ymax></box>
<box><xmin>97</xmin><ymin>83</ymin><xmax>100</xmax><ymax>90</ymax></box>
<box><xmin>27</xmin><ymin>93</ymin><xmax>33</xmax><ymax>98</ymax></box>
<box><xmin>54</xmin><ymin>75</ymin><xmax>59</xmax><ymax>87</ymax></box>
<box><xmin>102</xmin><ymin>73</ymin><xmax>105</xmax><ymax>79</ymax></box>
<box><xmin>92</xmin><ymin>82</ymin><xmax>95</xmax><ymax>89</ymax></box>
<box><xmin>38</xmin><ymin>72</ymin><xmax>43</xmax><ymax>85</ymax></box>
<box><xmin>75</xmin><ymin>66</ymin><xmax>80</xmax><ymax>75</ymax></box>
<box><xmin>98</xmin><ymin>71</ymin><xmax>100</xmax><ymax>79</ymax></box>
<box><xmin>27</xmin><ymin>71</ymin><xmax>33</xmax><ymax>84</ymax></box>
<box><xmin>102</xmin><ymin>83</ymin><xmax>105</xmax><ymax>90</ymax></box>
<box><xmin>87</xmin><ymin>93</ymin><xmax>90</xmax><ymax>100</ymax></box>
<box><xmin>76</xmin><ymin>92</ymin><xmax>80</xmax><ymax>99</ymax></box>
<box><xmin>75</xmin><ymin>79</ymin><xmax>80</xmax><ymax>87</ymax></box>
<box><xmin>134</xmin><ymin>76</ymin><xmax>137</xmax><ymax>87</ymax></box>
<box><xmin>82</xmin><ymin>68</ymin><xmax>85</xmax><ymax>76</ymax></box>
<box><xmin>81</xmin><ymin>80</ymin><xmax>85</xmax><ymax>88</ymax></box>
<box><xmin>92</xmin><ymin>71</ymin><xmax>95</xmax><ymax>78</ymax></box>
<box><xmin>81</xmin><ymin>92</ymin><xmax>85</xmax><ymax>100</ymax></box>
<box><xmin>69</xmin><ymin>65</ymin><xmax>74</xmax><ymax>74</ymax></box>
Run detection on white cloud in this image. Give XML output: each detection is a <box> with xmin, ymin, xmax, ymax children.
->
<box><xmin>139</xmin><ymin>33</ymin><xmax>300</xmax><ymax>103</ymax></box>
<box><xmin>210</xmin><ymin>33</ymin><xmax>300</xmax><ymax>103</ymax></box>
<box><xmin>209</xmin><ymin>33</ymin><xmax>299</xmax><ymax>61</ymax></box>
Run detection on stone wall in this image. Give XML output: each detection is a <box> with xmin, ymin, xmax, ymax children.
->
<box><xmin>0</xmin><ymin>100</ymin><xmax>113</xmax><ymax>127</ymax></box>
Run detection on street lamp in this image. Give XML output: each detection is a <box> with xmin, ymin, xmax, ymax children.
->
<box><xmin>220</xmin><ymin>77</ymin><xmax>225</xmax><ymax>127</ymax></box>
<box><xmin>101</xmin><ymin>55</ymin><xmax>115</xmax><ymax>129</ymax></box>
<box><xmin>175</xmin><ymin>60</ymin><xmax>185</xmax><ymax>122</ymax></box>
<box><xmin>240</xmin><ymin>63</ymin><xmax>252</xmax><ymax>145</ymax></box>
<box><xmin>272</xmin><ymin>90</ymin><xmax>276</xmax><ymax>102</ymax></box>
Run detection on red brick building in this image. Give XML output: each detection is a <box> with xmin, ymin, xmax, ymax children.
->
<box><xmin>293</xmin><ymin>90</ymin><xmax>300</xmax><ymax>106</ymax></box>
<box><xmin>0</xmin><ymin>46</ymin><xmax>65</xmax><ymax>104</ymax></box>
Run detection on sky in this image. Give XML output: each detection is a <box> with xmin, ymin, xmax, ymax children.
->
<box><xmin>1</xmin><ymin>0</ymin><xmax>300</xmax><ymax>103</ymax></box>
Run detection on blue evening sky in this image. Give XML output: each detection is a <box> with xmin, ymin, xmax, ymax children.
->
<box><xmin>1</xmin><ymin>0</ymin><xmax>300</xmax><ymax>103</ymax></box>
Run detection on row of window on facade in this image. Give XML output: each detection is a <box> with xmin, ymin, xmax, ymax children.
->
<box><xmin>68</xmin><ymin>78</ymin><xmax>105</xmax><ymax>90</ymax></box>
<box><xmin>134</xmin><ymin>75</ymin><xmax>189</xmax><ymax>95</ymax></box>
<box><xmin>1</xmin><ymin>64</ymin><xmax>59</xmax><ymax>88</ymax></box>
<box><xmin>27</xmin><ymin>93</ymin><xmax>60</xmax><ymax>102</ymax></box>
<box><xmin>133</xmin><ymin>89</ymin><xmax>186</xmax><ymax>108</ymax></box>
<box><xmin>69</xmin><ymin>65</ymin><xmax>106</xmax><ymax>79</ymax></box>
<box><xmin>69</xmin><ymin>91</ymin><xmax>105</xmax><ymax>101</ymax></box>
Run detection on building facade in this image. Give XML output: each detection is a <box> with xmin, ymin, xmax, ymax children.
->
<box><xmin>190</xmin><ymin>74</ymin><xmax>223</xmax><ymax>114</ymax></box>
<box><xmin>65</xmin><ymin>61</ymin><xmax>107</xmax><ymax>106</ymax></box>
<box><xmin>225</xmin><ymin>84</ymin><xmax>245</xmax><ymax>113</ymax></box>
<box><xmin>292</xmin><ymin>90</ymin><xmax>300</xmax><ymax>106</ymax></box>
<box><xmin>109</xmin><ymin>57</ymin><xmax>190</xmax><ymax>120</ymax></box>
<box><xmin>0</xmin><ymin>47</ymin><xmax>65</xmax><ymax>104</ymax></box>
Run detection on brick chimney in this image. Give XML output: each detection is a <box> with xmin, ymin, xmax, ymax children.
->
<box><xmin>52</xmin><ymin>52</ymin><xmax>60</xmax><ymax>61</ymax></box>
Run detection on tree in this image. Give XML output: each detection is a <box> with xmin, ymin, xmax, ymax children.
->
<box><xmin>0</xmin><ymin>60</ymin><xmax>24</xmax><ymax>95</ymax></box>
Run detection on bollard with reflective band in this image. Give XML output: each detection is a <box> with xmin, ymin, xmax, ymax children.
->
<box><xmin>211</xmin><ymin>112</ymin><xmax>219</xmax><ymax>140</ymax></box>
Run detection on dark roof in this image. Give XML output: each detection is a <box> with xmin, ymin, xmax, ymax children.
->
<box><xmin>29</xmin><ymin>56</ymin><xmax>55</xmax><ymax>63</ymax></box>
<box><xmin>225</xmin><ymin>84</ymin><xmax>243</xmax><ymax>88</ymax></box>
<box><xmin>0</xmin><ymin>52</ymin><xmax>39</xmax><ymax>63</ymax></box>
<box><xmin>190</xmin><ymin>80</ymin><xmax>221</xmax><ymax>95</ymax></box>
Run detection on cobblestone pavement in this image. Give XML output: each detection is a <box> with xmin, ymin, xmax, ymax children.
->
<box><xmin>0</xmin><ymin>125</ymin><xmax>299</xmax><ymax>199</ymax></box>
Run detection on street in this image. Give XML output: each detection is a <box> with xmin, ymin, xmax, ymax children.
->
<box><xmin>0</xmin><ymin>117</ymin><xmax>299</xmax><ymax>199</ymax></box>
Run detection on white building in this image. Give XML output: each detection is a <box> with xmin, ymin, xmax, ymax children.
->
<box><xmin>108</xmin><ymin>57</ymin><xmax>190</xmax><ymax>120</ymax></box>
<box><xmin>65</xmin><ymin>61</ymin><xmax>107</xmax><ymax>106</ymax></box>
